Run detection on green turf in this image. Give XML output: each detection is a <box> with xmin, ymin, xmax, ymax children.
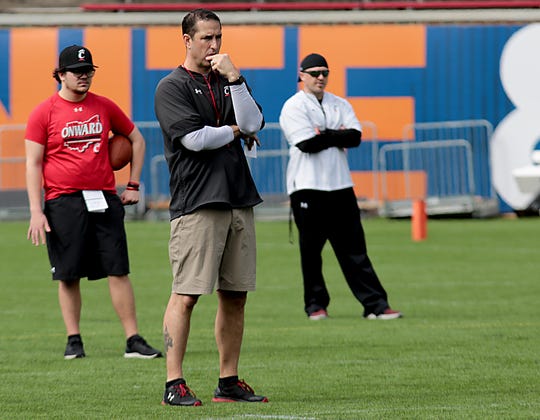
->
<box><xmin>1</xmin><ymin>217</ymin><xmax>539</xmax><ymax>419</ymax></box>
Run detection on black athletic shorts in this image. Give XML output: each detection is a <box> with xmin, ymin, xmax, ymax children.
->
<box><xmin>44</xmin><ymin>192</ymin><xmax>130</xmax><ymax>281</ymax></box>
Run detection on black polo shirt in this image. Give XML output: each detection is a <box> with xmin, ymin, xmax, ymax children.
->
<box><xmin>155</xmin><ymin>66</ymin><xmax>263</xmax><ymax>219</ymax></box>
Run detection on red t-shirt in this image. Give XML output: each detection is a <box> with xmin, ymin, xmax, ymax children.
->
<box><xmin>26</xmin><ymin>92</ymin><xmax>135</xmax><ymax>201</ymax></box>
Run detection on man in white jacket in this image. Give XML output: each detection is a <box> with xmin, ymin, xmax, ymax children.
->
<box><xmin>279</xmin><ymin>53</ymin><xmax>402</xmax><ymax>322</ymax></box>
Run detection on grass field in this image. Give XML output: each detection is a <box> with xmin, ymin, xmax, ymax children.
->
<box><xmin>1</xmin><ymin>217</ymin><xmax>539</xmax><ymax>419</ymax></box>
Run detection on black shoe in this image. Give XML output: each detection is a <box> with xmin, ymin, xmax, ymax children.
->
<box><xmin>64</xmin><ymin>336</ymin><xmax>85</xmax><ymax>360</ymax></box>
<box><xmin>124</xmin><ymin>334</ymin><xmax>162</xmax><ymax>359</ymax></box>
<box><xmin>162</xmin><ymin>379</ymin><xmax>202</xmax><ymax>406</ymax></box>
<box><xmin>212</xmin><ymin>379</ymin><xmax>268</xmax><ymax>403</ymax></box>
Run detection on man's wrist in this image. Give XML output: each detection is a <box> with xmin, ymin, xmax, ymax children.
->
<box><xmin>126</xmin><ymin>180</ymin><xmax>140</xmax><ymax>191</ymax></box>
<box><xmin>228</xmin><ymin>75</ymin><xmax>245</xmax><ymax>85</ymax></box>
<box><xmin>230</xmin><ymin>125</ymin><xmax>241</xmax><ymax>138</ymax></box>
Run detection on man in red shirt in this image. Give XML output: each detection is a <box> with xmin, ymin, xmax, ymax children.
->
<box><xmin>25</xmin><ymin>45</ymin><xmax>161</xmax><ymax>360</ymax></box>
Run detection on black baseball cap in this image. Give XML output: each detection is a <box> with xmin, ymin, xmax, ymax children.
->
<box><xmin>58</xmin><ymin>45</ymin><xmax>98</xmax><ymax>70</ymax></box>
<box><xmin>298</xmin><ymin>53</ymin><xmax>328</xmax><ymax>82</ymax></box>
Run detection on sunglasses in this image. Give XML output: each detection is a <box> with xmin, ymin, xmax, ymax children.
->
<box><xmin>302</xmin><ymin>70</ymin><xmax>329</xmax><ymax>78</ymax></box>
<box><xmin>67</xmin><ymin>68</ymin><xmax>96</xmax><ymax>78</ymax></box>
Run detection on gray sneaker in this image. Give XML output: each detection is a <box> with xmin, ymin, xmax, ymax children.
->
<box><xmin>64</xmin><ymin>336</ymin><xmax>85</xmax><ymax>360</ymax></box>
<box><xmin>124</xmin><ymin>334</ymin><xmax>162</xmax><ymax>359</ymax></box>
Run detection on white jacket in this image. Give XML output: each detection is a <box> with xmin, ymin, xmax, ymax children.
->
<box><xmin>279</xmin><ymin>90</ymin><xmax>362</xmax><ymax>195</ymax></box>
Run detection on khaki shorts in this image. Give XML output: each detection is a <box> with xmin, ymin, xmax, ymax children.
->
<box><xmin>169</xmin><ymin>208</ymin><xmax>256</xmax><ymax>295</ymax></box>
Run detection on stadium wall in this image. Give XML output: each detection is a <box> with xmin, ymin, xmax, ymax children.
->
<box><xmin>0</xmin><ymin>22</ymin><xmax>538</xmax><ymax>213</ymax></box>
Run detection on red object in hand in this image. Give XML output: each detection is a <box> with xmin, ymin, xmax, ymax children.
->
<box><xmin>108</xmin><ymin>133</ymin><xmax>132</xmax><ymax>171</ymax></box>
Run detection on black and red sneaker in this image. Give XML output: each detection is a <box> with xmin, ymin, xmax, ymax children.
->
<box><xmin>212</xmin><ymin>379</ymin><xmax>268</xmax><ymax>403</ymax></box>
<box><xmin>162</xmin><ymin>379</ymin><xmax>202</xmax><ymax>406</ymax></box>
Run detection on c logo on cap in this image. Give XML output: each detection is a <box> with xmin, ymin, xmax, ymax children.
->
<box><xmin>78</xmin><ymin>49</ymin><xmax>86</xmax><ymax>61</ymax></box>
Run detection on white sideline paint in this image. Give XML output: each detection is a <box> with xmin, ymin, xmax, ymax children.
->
<box><xmin>241</xmin><ymin>416</ymin><xmax>316</xmax><ymax>420</ymax></box>
<box><xmin>204</xmin><ymin>416</ymin><xmax>315</xmax><ymax>420</ymax></box>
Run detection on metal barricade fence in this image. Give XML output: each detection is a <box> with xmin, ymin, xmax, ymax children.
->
<box><xmin>135</xmin><ymin>121</ymin><xmax>169</xmax><ymax>212</ymax></box>
<box><xmin>0</xmin><ymin>124</ymin><xmax>28</xmax><ymax>219</ymax></box>
<box><xmin>0</xmin><ymin>124</ymin><xmax>26</xmax><ymax>188</ymax></box>
<box><xmin>398</xmin><ymin>119</ymin><xmax>500</xmax><ymax>217</ymax></box>
<box><xmin>379</xmin><ymin>139</ymin><xmax>481</xmax><ymax>217</ymax></box>
<box><xmin>246</xmin><ymin>123</ymin><xmax>290</xmax><ymax>219</ymax></box>
<box><xmin>348</xmin><ymin>120</ymin><xmax>380</xmax><ymax>206</ymax></box>
<box><xmin>402</xmin><ymin>119</ymin><xmax>496</xmax><ymax>201</ymax></box>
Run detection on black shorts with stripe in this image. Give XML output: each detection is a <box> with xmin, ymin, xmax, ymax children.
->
<box><xmin>44</xmin><ymin>192</ymin><xmax>130</xmax><ymax>281</ymax></box>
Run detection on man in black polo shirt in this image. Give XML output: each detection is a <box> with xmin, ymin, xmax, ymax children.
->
<box><xmin>154</xmin><ymin>8</ymin><xmax>267</xmax><ymax>406</ymax></box>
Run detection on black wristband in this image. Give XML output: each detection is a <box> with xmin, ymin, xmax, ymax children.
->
<box><xmin>228</xmin><ymin>75</ymin><xmax>245</xmax><ymax>86</ymax></box>
<box><xmin>126</xmin><ymin>181</ymin><xmax>140</xmax><ymax>191</ymax></box>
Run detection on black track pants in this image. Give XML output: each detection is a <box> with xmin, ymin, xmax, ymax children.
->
<box><xmin>290</xmin><ymin>188</ymin><xmax>390</xmax><ymax>317</ymax></box>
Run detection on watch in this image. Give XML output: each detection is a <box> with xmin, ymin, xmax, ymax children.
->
<box><xmin>228</xmin><ymin>75</ymin><xmax>245</xmax><ymax>85</ymax></box>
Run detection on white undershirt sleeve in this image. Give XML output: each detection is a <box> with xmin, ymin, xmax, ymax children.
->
<box><xmin>230</xmin><ymin>83</ymin><xmax>263</xmax><ymax>135</ymax></box>
<box><xmin>180</xmin><ymin>126</ymin><xmax>234</xmax><ymax>151</ymax></box>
